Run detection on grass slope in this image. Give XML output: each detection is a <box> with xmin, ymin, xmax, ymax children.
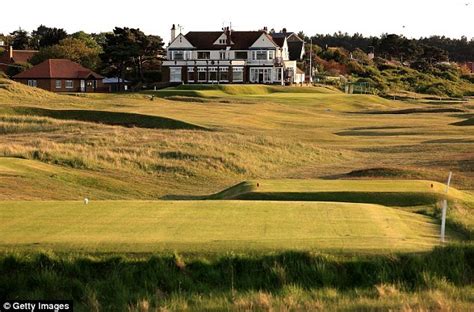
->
<box><xmin>0</xmin><ymin>200</ymin><xmax>449</xmax><ymax>253</ymax></box>
<box><xmin>209</xmin><ymin>179</ymin><xmax>473</xmax><ymax>205</ymax></box>
<box><xmin>1</xmin><ymin>106</ymin><xmax>208</xmax><ymax>130</ymax></box>
<box><xmin>0</xmin><ymin>157</ymin><xmax>162</xmax><ymax>200</ymax></box>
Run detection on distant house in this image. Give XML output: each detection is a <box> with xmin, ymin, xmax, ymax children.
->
<box><xmin>103</xmin><ymin>77</ymin><xmax>131</xmax><ymax>92</ymax></box>
<box><xmin>0</xmin><ymin>46</ymin><xmax>38</xmax><ymax>72</ymax></box>
<box><xmin>13</xmin><ymin>59</ymin><xmax>104</xmax><ymax>92</ymax></box>
<box><xmin>162</xmin><ymin>25</ymin><xmax>306</xmax><ymax>84</ymax></box>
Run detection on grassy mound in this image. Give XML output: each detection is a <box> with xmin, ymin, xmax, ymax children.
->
<box><xmin>209</xmin><ymin>179</ymin><xmax>472</xmax><ymax>207</ymax></box>
<box><xmin>0</xmin><ymin>158</ymin><xmax>161</xmax><ymax>200</ymax></box>
<box><xmin>0</xmin><ymin>78</ymin><xmax>58</xmax><ymax>101</ymax></box>
<box><xmin>345</xmin><ymin>167</ymin><xmax>424</xmax><ymax>178</ymax></box>
<box><xmin>3</xmin><ymin>106</ymin><xmax>209</xmax><ymax>130</ymax></box>
<box><xmin>452</xmin><ymin>117</ymin><xmax>474</xmax><ymax>126</ymax></box>
<box><xmin>155</xmin><ymin>84</ymin><xmax>341</xmax><ymax>98</ymax></box>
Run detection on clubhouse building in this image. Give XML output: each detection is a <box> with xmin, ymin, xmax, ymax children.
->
<box><xmin>162</xmin><ymin>26</ymin><xmax>305</xmax><ymax>85</ymax></box>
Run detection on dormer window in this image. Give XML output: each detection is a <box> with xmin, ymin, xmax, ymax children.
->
<box><xmin>219</xmin><ymin>38</ymin><xmax>226</xmax><ymax>44</ymax></box>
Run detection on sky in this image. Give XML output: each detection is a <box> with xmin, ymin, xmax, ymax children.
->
<box><xmin>1</xmin><ymin>0</ymin><xmax>473</xmax><ymax>43</ymax></box>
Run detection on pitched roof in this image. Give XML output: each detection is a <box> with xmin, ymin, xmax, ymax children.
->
<box><xmin>0</xmin><ymin>49</ymin><xmax>38</xmax><ymax>65</ymax></box>
<box><xmin>272</xmin><ymin>32</ymin><xmax>304</xmax><ymax>42</ymax></box>
<box><xmin>183</xmin><ymin>31</ymin><xmax>276</xmax><ymax>50</ymax></box>
<box><xmin>13</xmin><ymin>59</ymin><xmax>103</xmax><ymax>79</ymax></box>
<box><xmin>288</xmin><ymin>41</ymin><xmax>305</xmax><ymax>61</ymax></box>
<box><xmin>12</xmin><ymin>50</ymin><xmax>38</xmax><ymax>64</ymax></box>
<box><xmin>272</xmin><ymin>37</ymin><xmax>286</xmax><ymax>48</ymax></box>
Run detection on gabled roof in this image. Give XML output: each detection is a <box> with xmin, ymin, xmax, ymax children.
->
<box><xmin>272</xmin><ymin>37</ymin><xmax>286</xmax><ymax>48</ymax></box>
<box><xmin>288</xmin><ymin>41</ymin><xmax>305</xmax><ymax>61</ymax></box>
<box><xmin>183</xmin><ymin>31</ymin><xmax>276</xmax><ymax>50</ymax></box>
<box><xmin>272</xmin><ymin>32</ymin><xmax>304</xmax><ymax>42</ymax></box>
<box><xmin>13</xmin><ymin>59</ymin><xmax>103</xmax><ymax>79</ymax></box>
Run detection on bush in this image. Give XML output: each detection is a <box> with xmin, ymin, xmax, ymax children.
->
<box><xmin>5</xmin><ymin>62</ymin><xmax>32</xmax><ymax>77</ymax></box>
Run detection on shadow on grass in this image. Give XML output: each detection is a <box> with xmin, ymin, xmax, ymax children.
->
<box><xmin>0</xmin><ymin>245</ymin><xmax>472</xmax><ymax>309</ymax></box>
<box><xmin>8</xmin><ymin>106</ymin><xmax>210</xmax><ymax>131</ymax></box>
<box><xmin>354</xmin><ymin>108</ymin><xmax>464</xmax><ymax>115</ymax></box>
<box><xmin>217</xmin><ymin>191</ymin><xmax>444</xmax><ymax>207</ymax></box>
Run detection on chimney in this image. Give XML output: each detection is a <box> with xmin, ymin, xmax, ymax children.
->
<box><xmin>170</xmin><ymin>24</ymin><xmax>176</xmax><ymax>42</ymax></box>
<box><xmin>224</xmin><ymin>26</ymin><xmax>232</xmax><ymax>45</ymax></box>
<box><xmin>282</xmin><ymin>28</ymin><xmax>287</xmax><ymax>34</ymax></box>
<box><xmin>263</xmin><ymin>26</ymin><xmax>268</xmax><ymax>33</ymax></box>
<box><xmin>9</xmin><ymin>46</ymin><xmax>13</xmax><ymax>59</ymax></box>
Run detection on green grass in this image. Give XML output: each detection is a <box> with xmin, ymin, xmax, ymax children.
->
<box><xmin>1</xmin><ymin>80</ymin><xmax>473</xmax><ymax>310</ymax></box>
<box><xmin>1</xmin><ymin>246</ymin><xmax>473</xmax><ymax>311</ymax></box>
<box><xmin>0</xmin><ymin>200</ymin><xmax>451</xmax><ymax>253</ymax></box>
<box><xmin>209</xmin><ymin>179</ymin><xmax>473</xmax><ymax>205</ymax></box>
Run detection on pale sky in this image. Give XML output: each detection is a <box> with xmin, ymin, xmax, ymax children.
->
<box><xmin>2</xmin><ymin>0</ymin><xmax>473</xmax><ymax>43</ymax></box>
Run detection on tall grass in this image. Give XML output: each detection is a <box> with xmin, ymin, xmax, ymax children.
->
<box><xmin>1</xmin><ymin>245</ymin><xmax>472</xmax><ymax>311</ymax></box>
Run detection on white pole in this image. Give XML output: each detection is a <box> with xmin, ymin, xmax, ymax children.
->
<box><xmin>309</xmin><ymin>38</ymin><xmax>313</xmax><ymax>84</ymax></box>
<box><xmin>440</xmin><ymin>171</ymin><xmax>452</xmax><ymax>242</ymax></box>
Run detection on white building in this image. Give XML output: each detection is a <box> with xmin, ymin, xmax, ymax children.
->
<box><xmin>162</xmin><ymin>25</ymin><xmax>305</xmax><ymax>84</ymax></box>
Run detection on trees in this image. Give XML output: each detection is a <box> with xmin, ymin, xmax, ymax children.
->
<box><xmin>10</xmin><ymin>29</ymin><xmax>30</xmax><ymax>49</ymax></box>
<box><xmin>31</xmin><ymin>25</ymin><xmax>68</xmax><ymax>48</ymax></box>
<box><xmin>101</xmin><ymin>27</ymin><xmax>163</xmax><ymax>85</ymax></box>
<box><xmin>30</xmin><ymin>38</ymin><xmax>102</xmax><ymax>70</ymax></box>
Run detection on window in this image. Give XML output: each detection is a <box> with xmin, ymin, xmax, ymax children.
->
<box><xmin>219</xmin><ymin>67</ymin><xmax>229</xmax><ymax>82</ymax></box>
<box><xmin>173</xmin><ymin>51</ymin><xmax>184</xmax><ymax>60</ymax></box>
<box><xmin>55</xmin><ymin>80</ymin><xmax>62</xmax><ymax>89</ymax></box>
<box><xmin>197</xmin><ymin>52</ymin><xmax>210</xmax><ymax>59</ymax></box>
<box><xmin>235</xmin><ymin>52</ymin><xmax>248</xmax><ymax>59</ymax></box>
<box><xmin>268</xmin><ymin>51</ymin><xmax>275</xmax><ymax>60</ymax></box>
<box><xmin>27</xmin><ymin>80</ymin><xmax>37</xmax><ymax>87</ymax></box>
<box><xmin>250</xmin><ymin>68</ymin><xmax>272</xmax><ymax>83</ymax></box>
<box><xmin>220</xmin><ymin>51</ymin><xmax>226</xmax><ymax>60</ymax></box>
<box><xmin>232</xmin><ymin>67</ymin><xmax>243</xmax><ymax>82</ymax></box>
<box><xmin>256</xmin><ymin>51</ymin><xmax>267</xmax><ymax>60</ymax></box>
<box><xmin>208</xmin><ymin>67</ymin><xmax>218</xmax><ymax>82</ymax></box>
<box><xmin>250</xmin><ymin>68</ymin><xmax>258</xmax><ymax>82</ymax></box>
<box><xmin>198</xmin><ymin>67</ymin><xmax>207</xmax><ymax>82</ymax></box>
<box><xmin>219</xmin><ymin>38</ymin><xmax>226</xmax><ymax>44</ymax></box>
<box><xmin>264</xmin><ymin>68</ymin><xmax>272</xmax><ymax>82</ymax></box>
<box><xmin>275</xmin><ymin>67</ymin><xmax>282</xmax><ymax>81</ymax></box>
<box><xmin>65</xmin><ymin>80</ymin><xmax>74</xmax><ymax>89</ymax></box>
<box><xmin>170</xmin><ymin>67</ymin><xmax>182</xmax><ymax>82</ymax></box>
<box><xmin>188</xmin><ymin>67</ymin><xmax>195</xmax><ymax>82</ymax></box>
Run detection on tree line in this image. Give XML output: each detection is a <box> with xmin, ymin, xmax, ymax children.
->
<box><xmin>299</xmin><ymin>32</ymin><xmax>474</xmax><ymax>63</ymax></box>
<box><xmin>0</xmin><ymin>26</ymin><xmax>164</xmax><ymax>84</ymax></box>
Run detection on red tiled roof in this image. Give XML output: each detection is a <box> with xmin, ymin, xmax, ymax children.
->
<box><xmin>13</xmin><ymin>59</ymin><xmax>103</xmax><ymax>79</ymax></box>
<box><xmin>12</xmin><ymin>50</ymin><xmax>38</xmax><ymax>63</ymax></box>
<box><xmin>182</xmin><ymin>31</ymin><xmax>278</xmax><ymax>50</ymax></box>
<box><xmin>0</xmin><ymin>49</ymin><xmax>38</xmax><ymax>65</ymax></box>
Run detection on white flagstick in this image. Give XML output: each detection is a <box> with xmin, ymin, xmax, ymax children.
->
<box><xmin>440</xmin><ymin>172</ymin><xmax>452</xmax><ymax>242</ymax></box>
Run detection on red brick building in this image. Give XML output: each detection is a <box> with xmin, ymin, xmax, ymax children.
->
<box><xmin>0</xmin><ymin>46</ymin><xmax>38</xmax><ymax>72</ymax></box>
<box><xmin>13</xmin><ymin>59</ymin><xmax>104</xmax><ymax>92</ymax></box>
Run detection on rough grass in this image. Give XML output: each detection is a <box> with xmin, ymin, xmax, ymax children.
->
<box><xmin>1</xmin><ymin>106</ymin><xmax>209</xmax><ymax>130</ymax></box>
<box><xmin>0</xmin><ymin>200</ymin><xmax>451</xmax><ymax>253</ymax></box>
<box><xmin>1</xmin><ymin>81</ymin><xmax>473</xmax><ymax>310</ymax></box>
<box><xmin>0</xmin><ymin>246</ymin><xmax>472</xmax><ymax>311</ymax></box>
